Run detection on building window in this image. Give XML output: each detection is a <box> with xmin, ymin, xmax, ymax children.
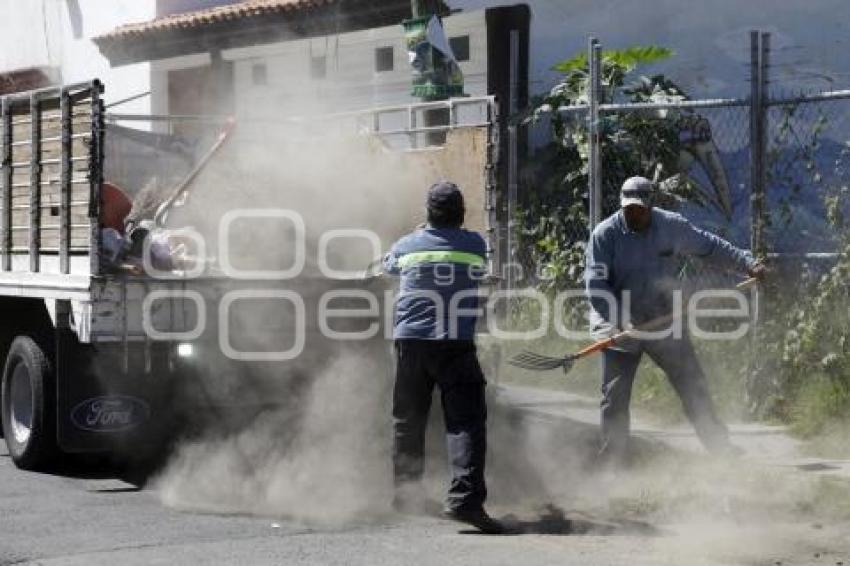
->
<box><xmin>449</xmin><ymin>35</ymin><xmax>470</xmax><ymax>62</ymax></box>
<box><xmin>252</xmin><ymin>63</ymin><xmax>267</xmax><ymax>86</ymax></box>
<box><xmin>311</xmin><ymin>55</ymin><xmax>327</xmax><ymax>79</ymax></box>
<box><xmin>375</xmin><ymin>46</ymin><xmax>394</xmax><ymax>72</ymax></box>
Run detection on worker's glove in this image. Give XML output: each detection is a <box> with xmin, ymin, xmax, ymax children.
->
<box><xmin>591</xmin><ymin>322</ymin><xmax>640</xmax><ymax>354</ymax></box>
<box><xmin>747</xmin><ymin>261</ymin><xmax>768</xmax><ymax>281</ymax></box>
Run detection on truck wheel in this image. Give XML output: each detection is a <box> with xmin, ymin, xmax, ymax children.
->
<box><xmin>1</xmin><ymin>336</ymin><xmax>56</xmax><ymax>470</ymax></box>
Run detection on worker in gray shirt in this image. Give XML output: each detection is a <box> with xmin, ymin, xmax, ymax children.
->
<box><xmin>585</xmin><ymin>176</ymin><xmax>765</xmax><ymax>465</ymax></box>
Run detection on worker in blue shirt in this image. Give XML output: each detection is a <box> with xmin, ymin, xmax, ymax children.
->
<box><xmin>585</xmin><ymin>176</ymin><xmax>765</xmax><ymax>465</ymax></box>
<box><xmin>383</xmin><ymin>181</ymin><xmax>501</xmax><ymax>534</ymax></box>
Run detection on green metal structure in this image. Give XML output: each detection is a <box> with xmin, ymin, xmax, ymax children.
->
<box><xmin>405</xmin><ymin>1</ymin><xmax>464</xmax><ymax>101</ymax></box>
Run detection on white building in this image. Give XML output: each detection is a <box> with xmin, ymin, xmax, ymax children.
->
<box><xmin>0</xmin><ymin>1</ymin><xmax>523</xmax><ymax>131</ymax></box>
<box><xmin>0</xmin><ymin>0</ymin><xmax>154</xmax><ymax>113</ymax></box>
<box><xmin>1</xmin><ymin>0</ymin><xmax>846</xmax><ymax>117</ymax></box>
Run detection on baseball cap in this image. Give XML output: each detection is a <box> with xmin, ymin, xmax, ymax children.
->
<box><xmin>427</xmin><ymin>181</ymin><xmax>465</xmax><ymax>213</ymax></box>
<box><xmin>620</xmin><ymin>176</ymin><xmax>654</xmax><ymax>208</ymax></box>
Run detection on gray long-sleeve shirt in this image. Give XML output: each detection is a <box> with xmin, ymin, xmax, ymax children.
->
<box><xmin>584</xmin><ymin>207</ymin><xmax>756</xmax><ymax>336</ymax></box>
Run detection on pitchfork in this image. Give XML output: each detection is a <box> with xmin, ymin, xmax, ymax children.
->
<box><xmin>509</xmin><ymin>276</ymin><xmax>759</xmax><ymax>374</ymax></box>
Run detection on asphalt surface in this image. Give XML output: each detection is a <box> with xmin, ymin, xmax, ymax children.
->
<box><xmin>0</xmin><ymin>442</ymin><xmax>653</xmax><ymax>566</ymax></box>
<box><xmin>1</xmin><ymin>391</ymin><xmax>849</xmax><ymax>566</ymax></box>
<box><xmin>496</xmin><ymin>384</ymin><xmax>850</xmax><ymax>478</ymax></box>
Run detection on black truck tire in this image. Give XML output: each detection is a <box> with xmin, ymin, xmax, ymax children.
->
<box><xmin>1</xmin><ymin>335</ymin><xmax>57</xmax><ymax>470</ymax></box>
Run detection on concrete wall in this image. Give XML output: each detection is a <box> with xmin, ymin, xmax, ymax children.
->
<box><xmin>449</xmin><ymin>0</ymin><xmax>850</xmax><ymax>98</ymax></box>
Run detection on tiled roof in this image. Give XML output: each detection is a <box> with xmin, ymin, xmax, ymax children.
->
<box><xmin>93</xmin><ymin>0</ymin><xmax>445</xmax><ymax>65</ymax></box>
<box><xmin>0</xmin><ymin>67</ymin><xmax>54</xmax><ymax>95</ymax></box>
<box><xmin>96</xmin><ymin>0</ymin><xmax>335</xmax><ymax>41</ymax></box>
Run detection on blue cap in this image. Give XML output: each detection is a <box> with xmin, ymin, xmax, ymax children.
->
<box><xmin>427</xmin><ymin>181</ymin><xmax>464</xmax><ymax>213</ymax></box>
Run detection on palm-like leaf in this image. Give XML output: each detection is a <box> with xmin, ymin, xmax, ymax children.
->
<box><xmin>552</xmin><ymin>46</ymin><xmax>674</xmax><ymax>73</ymax></box>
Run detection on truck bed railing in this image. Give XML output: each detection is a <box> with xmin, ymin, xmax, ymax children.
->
<box><xmin>0</xmin><ymin>80</ymin><xmax>104</xmax><ymax>279</ymax></box>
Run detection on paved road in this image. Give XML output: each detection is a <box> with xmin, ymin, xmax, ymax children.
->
<box><xmin>496</xmin><ymin>384</ymin><xmax>850</xmax><ymax>478</ymax></box>
<box><xmin>0</xmin><ymin>442</ymin><xmax>651</xmax><ymax>566</ymax></box>
<box><xmin>1</xmin><ymin>390</ymin><xmax>849</xmax><ymax>566</ymax></box>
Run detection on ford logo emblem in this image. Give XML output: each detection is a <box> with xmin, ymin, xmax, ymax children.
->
<box><xmin>70</xmin><ymin>396</ymin><xmax>151</xmax><ymax>433</ymax></box>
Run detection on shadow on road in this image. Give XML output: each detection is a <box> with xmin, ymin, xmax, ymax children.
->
<box><xmin>500</xmin><ymin>504</ymin><xmax>660</xmax><ymax>536</ymax></box>
<box><xmin>0</xmin><ymin>447</ymin><xmax>165</xmax><ymax>489</ymax></box>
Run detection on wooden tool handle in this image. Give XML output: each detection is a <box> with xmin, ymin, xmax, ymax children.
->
<box><xmin>735</xmin><ymin>276</ymin><xmax>759</xmax><ymax>290</ymax></box>
<box><xmin>574</xmin><ymin>337</ymin><xmax>617</xmax><ymax>358</ymax></box>
<box><xmin>572</xmin><ymin>277</ymin><xmax>758</xmax><ymax>360</ymax></box>
<box><xmin>573</xmin><ymin>314</ymin><xmax>672</xmax><ymax>360</ymax></box>
<box><xmin>153</xmin><ymin>118</ymin><xmax>236</xmax><ymax>226</ymax></box>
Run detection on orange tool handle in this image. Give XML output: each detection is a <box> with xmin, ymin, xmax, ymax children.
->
<box><xmin>573</xmin><ymin>277</ymin><xmax>759</xmax><ymax>360</ymax></box>
<box><xmin>574</xmin><ymin>336</ymin><xmax>618</xmax><ymax>358</ymax></box>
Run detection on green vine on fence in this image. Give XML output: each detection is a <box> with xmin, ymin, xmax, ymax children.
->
<box><xmin>515</xmin><ymin>45</ymin><xmax>722</xmax><ymax>293</ymax></box>
<box><xmin>755</xmin><ymin>104</ymin><xmax>850</xmax><ymax>430</ymax></box>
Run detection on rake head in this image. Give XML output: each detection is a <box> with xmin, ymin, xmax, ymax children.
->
<box><xmin>508</xmin><ymin>351</ymin><xmax>576</xmax><ymax>374</ymax></box>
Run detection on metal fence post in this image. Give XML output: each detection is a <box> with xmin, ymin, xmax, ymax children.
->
<box><xmin>750</xmin><ymin>31</ymin><xmax>769</xmax><ymax>259</ymax></box>
<box><xmin>748</xmin><ymin>30</ymin><xmax>770</xmax><ymax>412</ymax></box>
<box><xmin>587</xmin><ymin>37</ymin><xmax>602</xmax><ymax>231</ymax></box>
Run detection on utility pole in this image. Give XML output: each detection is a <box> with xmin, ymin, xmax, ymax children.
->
<box><xmin>410</xmin><ymin>0</ymin><xmax>440</xmax><ymax>18</ymax></box>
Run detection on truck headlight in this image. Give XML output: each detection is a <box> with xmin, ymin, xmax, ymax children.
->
<box><xmin>176</xmin><ymin>343</ymin><xmax>195</xmax><ymax>358</ymax></box>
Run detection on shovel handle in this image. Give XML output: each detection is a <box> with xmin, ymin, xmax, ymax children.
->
<box><xmin>573</xmin><ymin>277</ymin><xmax>757</xmax><ymax>359</ymax></box>
<box><xmin>574</xmin><ymin>336</ymin><xmax>618</xmax><ymax>358</ymax></box>
<box><xmin>735</xmin><ymin>276</ymin><xmax>760</xmax><ymax>290</ymax></box>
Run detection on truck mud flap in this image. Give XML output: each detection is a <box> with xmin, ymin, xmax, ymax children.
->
<box><xmin>56</xmin><ymin>329</ymin><xmax>174</xmax><ymax>454</ymax></box>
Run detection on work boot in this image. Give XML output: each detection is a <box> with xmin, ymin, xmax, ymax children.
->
<box><xmin>442</xmin><ymin>507</ymin><xmax>505</xmax><ymax>534</ymax></box>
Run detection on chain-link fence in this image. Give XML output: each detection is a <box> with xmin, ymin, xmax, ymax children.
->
<box><xmin>514</xmin><ymin>98</ymin><xmax>756</xmax><ymax>293</ymax></box>
<box><xmin>512</xmin><ymin>34</ymin><xmax>849</xmax><ymax>289</ymax></box>
<box><xmin>506</xmin><ymin>32</ymin><xmax>850</xmax><ymax>414</ymax></box>
<box><xmin>603</xmin><ymin>101</ymin><xmax>754</xmax><ymax>291</ymax></box>
<box><xmin>766</xmin><ymin>93</ymin><xmax>850</xmax><ymax>255</ymax></box>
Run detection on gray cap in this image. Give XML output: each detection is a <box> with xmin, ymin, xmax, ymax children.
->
<box><xmin>620</xmin><ymin>176</ymin><xmax>654</xmax><ymax>208</ymax></box>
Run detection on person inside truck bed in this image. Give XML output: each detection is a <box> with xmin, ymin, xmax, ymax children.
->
<box><xmin>99</xmin><ymin>182</ymin><xmax>176</xmax><ymax>273</ymax></box>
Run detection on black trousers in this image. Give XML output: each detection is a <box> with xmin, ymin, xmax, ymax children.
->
<box><xmin>600</xmin><ymin>334</ymin><xmax>730</xmax><ymax>464</ymax></box>
<box><xmin>392</xmin><ymin>339</ymin><xmax>487</xmax><ymax>512</ymax></box>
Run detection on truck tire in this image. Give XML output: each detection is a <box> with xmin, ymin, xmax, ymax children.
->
<box><xmin>1</xmin><ymin>336</ymin><xmax>57</xmax><ymax>470</ymax></box>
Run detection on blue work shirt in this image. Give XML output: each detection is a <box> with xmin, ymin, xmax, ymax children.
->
<box><xmin>384</xmin><ymin>227</ymin><xmax>487</xmax><ymax>340</ymax></box>
<box><xmin>585</xmin><ymin>207</ymin><xmax>756</xmax><ymax>335</ymax></box>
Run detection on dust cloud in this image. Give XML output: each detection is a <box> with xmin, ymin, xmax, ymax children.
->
<box><xmin>146</xmin><ymin>110</ymin><xmax>846</xmax><ymax>549</ymax></box>
<box><xmin>143</xmin><ymin>32</ymin><xmax>484</xmax><ymax>524</ymax></box>
<box><xmin>155</xmin><ymin>348</ymin><xmax>395</xmax><ymax>526</ymax></box>
<box><xmin>110</xmin><ymin>19</ymin><xmax>848</xmax><ymax>564</ymax></box>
